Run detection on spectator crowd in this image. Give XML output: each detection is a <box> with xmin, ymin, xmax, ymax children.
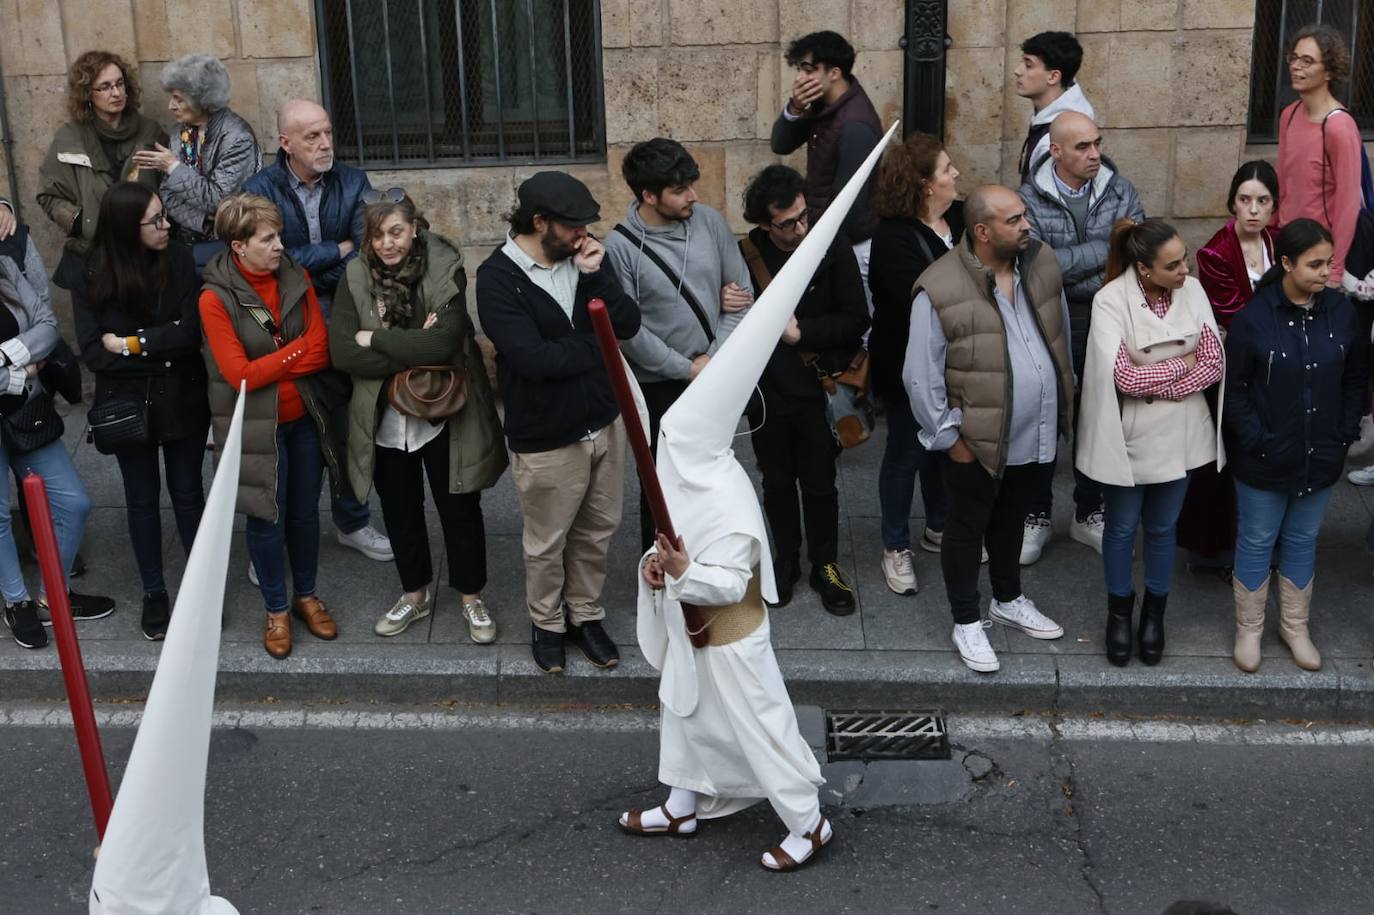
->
<box><xmin>0</xmin><ymin>24</ymin><xmax>1370</xmax><ymax>682</ymax></box>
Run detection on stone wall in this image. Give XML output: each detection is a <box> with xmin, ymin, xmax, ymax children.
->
<box><xmin>0</xmin><ymin>0</ymin><xmax>1286</xmax><ymax>304</ymax></box>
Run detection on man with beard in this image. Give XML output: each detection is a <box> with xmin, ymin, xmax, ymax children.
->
<box><xmin>476</xmin><ymin>172</ymin><xmax>641</xmax><ymax>673</ymax></box>
<box><xmin>902</xmin><ymin>185</ymin><xmax>1072</xmax><ymax>674</ymax></box>
<box><xmin>604</xmin><ymin>138</ymin><xmax>754</xmax><ymax>551</ymax></box>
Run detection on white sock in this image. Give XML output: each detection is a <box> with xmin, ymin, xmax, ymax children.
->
<box><xmin>619</xmin><ymin>786</ymin><xmax>698</xmax><ymax>831</ymax></box>
<box><xmin>763</xmin><ymin>814</ymin><xmax>830</xmax><ymax>868</ymax></box>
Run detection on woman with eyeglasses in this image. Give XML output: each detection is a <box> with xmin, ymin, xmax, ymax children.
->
<box><xmin>1276</xmin><ymin>24</ymin><xmax>1364</xmax><ymax>297</ymax></box>
<box><xmin>72</xmin><ymin>183</ymin><xmax>209</xmax><ymax>640</ymax></box>
<box><xmin>37</xmin><ymin>50</ymin><xmax>164</xmax><ymax>290</ymax></box>
<box><xmin>199</xmin><ymin>193</ymin><xmax>347</xmax><ymax>660</ymax></box>
<box><xmin>330</xmin><ymin>188</ymin><xmax>507</xmax><ymax>643</ymax></box>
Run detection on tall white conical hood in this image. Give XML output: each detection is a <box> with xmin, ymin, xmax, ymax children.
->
<box><xmin>654</xmin><ymin>121</ymin><xmax>899</xmax><ymax>572</ymax></box>
<box><xmin>90</xmin><ymin>388</ymin><xmax>247</xmax><ymax>915</ymax></box>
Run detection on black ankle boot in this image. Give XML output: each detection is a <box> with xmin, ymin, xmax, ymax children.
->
<box><xmin>1138</xmin><ymin>590</ymin><xmax>1167</xmax><ymax>665</ymax></box>
<box><xmin>1106</xmin><ymin>592</ymin><xmax>1134</xmax><ymax>667</ymax></box>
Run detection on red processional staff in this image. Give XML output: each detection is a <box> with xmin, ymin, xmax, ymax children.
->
<box><xmin>587</xmin><ymin>298</ymin><xmax>711</xmax><ymax>648</ymax></box>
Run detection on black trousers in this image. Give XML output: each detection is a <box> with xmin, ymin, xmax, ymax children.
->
<box><xmin>1032</xmin><ymin>301</ymin><xmax>1101</xmax><ymax>520</ymax></box>
<box><xmin>750</xmin><ymin>404</ymin><xmax>840</xmax><ymax>567</ymax></box>
<box><xmin>372</xmin><ymin>430</ymin><xmax>486</xmax><ymax>595</ymax></box>
<box><xmin>942</xmin><ymin>460</ymin><xmax>1042</xmax><ymax>625</ymax></box>
<box><xmin>639</xmin><ymin>379</ymin><xmax>689</xmax><ymax>552</ymax></box>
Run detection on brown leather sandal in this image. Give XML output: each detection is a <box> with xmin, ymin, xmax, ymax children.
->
<box><xmin>760</xmin><ymin>816</ymin><xmax>831</xmax><ymax>872</ymax></box>
<box><xmin>617</xmin><ymin>805</ymin><xmax>696</xmax><ymax>838</ymax></box>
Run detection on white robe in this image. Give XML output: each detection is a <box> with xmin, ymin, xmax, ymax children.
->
<box><xmin>644</xmin><ymin>533</ymin><xmax>824</xmax><ymax>836</ymax></box>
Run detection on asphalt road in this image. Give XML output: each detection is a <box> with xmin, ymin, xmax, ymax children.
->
<box><xmin>1</xmin><ymin>707</ymin><xmax>1370</xmax><ymax>914</ymax></box>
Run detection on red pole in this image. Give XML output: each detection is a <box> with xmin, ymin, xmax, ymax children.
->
<box><xmin>587</xmin><ymin>298</ymin><xmax>709</xmax><ymax>647</ymax></box>
<box><xmin>22</xmin><ymin>472</ymin><xmax>113</xmax><ymax>840</ymax></box>
<box><xmin>587</xmin><ymin>298</ymin><xmax>678</xmax><ymax>542</ymax></box>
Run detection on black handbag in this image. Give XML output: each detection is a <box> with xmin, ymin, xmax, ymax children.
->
<box><xmin>1</xmin><ymin>392</ymin><xmax>65</xmax><ymax>454</ymax></box>
<box><xmin>87</xmin><ymin>396</ymin><xmax>150</xmax><ymax>454</ymax></box>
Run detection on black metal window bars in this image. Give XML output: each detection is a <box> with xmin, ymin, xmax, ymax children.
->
<box><xmin>1248</xmin><ymin>0</ymin><xmax>1373</xmax><ymax>143</ymax></box>
<box><xmin>315</xmin><ymin>0</ymin><xmax>607</xmax><ymax>168</ymax></box>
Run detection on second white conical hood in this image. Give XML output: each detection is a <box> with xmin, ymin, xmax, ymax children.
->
<box><xmin>90</xmin><ymin>388</ymin><xmax>247</xmax><ymax>915</ymax></box>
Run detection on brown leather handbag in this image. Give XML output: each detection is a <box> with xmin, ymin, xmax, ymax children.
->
<box><xmin>387</xmin><ymin>365</ymin><xmax>467</xmax><ymax>419</ymax></box>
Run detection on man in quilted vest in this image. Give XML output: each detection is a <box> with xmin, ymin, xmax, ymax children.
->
<box><xmin>902</xmin><ymin>185</ymin><xmax>1073</xmax><ymax>673</ymax></box>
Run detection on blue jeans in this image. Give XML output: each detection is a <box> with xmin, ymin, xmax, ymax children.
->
<box><xmin>1101</xmin><ymin>474</ymin><xmax>1192</xmax><ymax>597</ymax></box>
<box><xmin>0</xmin><ymin>438</ymin><xmax>91</xmax><ymax>603</ymax></box>
<box><xmin>878</xmin><ymin>394</ymin><xmax>948</xmax><ymax>550</ymax></box>
<box><xmin>1233</xmin><ymin>479</ymin><xmax>1333</xmax><ymax>591</ymax></box>
<box><xmin>245</xmin><ymin>419</ymin><xmax>323</xmax><ymax>612</ymax></box>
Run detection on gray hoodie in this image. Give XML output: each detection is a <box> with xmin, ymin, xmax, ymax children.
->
<box><xmin>604</xmin><ymin>201</ymin><xmax>752</xmax><ymax>384</ymax></box>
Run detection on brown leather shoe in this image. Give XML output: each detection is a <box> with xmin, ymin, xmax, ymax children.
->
<box><xmin>291</xmin><ymin>595</ymin><xmax>338</xmax><ymax>640</ymax></box>
<box><xmin>264</xmin><ymin>612</ymin><xmax>292</xmax><ymax>659</ymax></box>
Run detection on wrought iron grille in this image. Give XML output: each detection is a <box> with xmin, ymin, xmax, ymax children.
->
<box><xmin>315</xmin><ymin>0</ymin><xmax>606</xmax><ymax>168</ymax></box>
<box><xmin>825</xmin><ymin>709</ymin><xmax>951</xmax><ymax>762</ymax></box>
<box><xmin>1247</xmin><ymin>0</ymin><xmax>1374</xmax><ymax>142</ymax></box>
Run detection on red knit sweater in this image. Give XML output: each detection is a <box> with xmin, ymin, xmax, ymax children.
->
<box><xmin>198</xmin><ymin>257</ymin><xmax>331</xmax><ymax>423</ymax></box>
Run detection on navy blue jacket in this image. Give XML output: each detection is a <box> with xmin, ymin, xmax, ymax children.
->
<box><xmin>1222</xmin><ymin>282</ymin><xmax>1367</xmax><ymax>495</ymax></box>
<box><xmin>475</xmin><ymin>248</ymin><xmax>641</xmax><ymax>453</ymax></box>
<box><xmin>242</xmin><ymin>151</ymin><xmax>371</xmax><ymax>298</ymax></box>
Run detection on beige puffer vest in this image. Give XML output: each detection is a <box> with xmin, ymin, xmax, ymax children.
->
<box><xmin>915</xmin><ymin>240</ymin><xmax>1074</xmax><ymax>476</ymax></box>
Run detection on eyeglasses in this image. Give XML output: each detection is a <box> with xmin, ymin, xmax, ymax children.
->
<box><xmin>139</xmin><ymin>211</ymin><xmax>169</xmax><ymax>228</ymax></box>
<box><xmin>770</xmin><ymin>208</ymin><xmax>810</xmax><ymax>233</ymax></box>
<box><xmin>92</xmin><ymin>78</ymin><xmax>126</xmax><ymax>95</ymax></box>
<box><xmin>1286</xmin><ymin>52</ymin><xmax>1323</xmax><ymax>68</ymax></box>
<box><xmin>362</xmin><ymin>186</ymin><xmax>408</xmax><ymax>205</ymax></box>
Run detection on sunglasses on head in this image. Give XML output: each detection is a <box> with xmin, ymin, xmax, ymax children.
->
<box><xmin>362</xmin><ymin>186</ymin><xmax>408</xmax><ymax>205</ymax></box>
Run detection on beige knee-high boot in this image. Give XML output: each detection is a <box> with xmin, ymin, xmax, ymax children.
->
<box><xmin>1232</xmin><ymin>576</ymin><xmax>1267</xmax><ymax>673</ymax></box>
<box><xmin>1278</xmin><ymin>575</ymin><xmax>1321</xmax><ymax>671</ymax></box>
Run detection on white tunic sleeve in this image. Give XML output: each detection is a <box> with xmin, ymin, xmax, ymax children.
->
<box><xmin>664</xmin><ymin>533</ymin><xmax>756</xmax><ymax>608</ymax></box>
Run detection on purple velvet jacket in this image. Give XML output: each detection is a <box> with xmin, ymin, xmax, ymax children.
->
<box><xmin>1196</xmin><ymin>219</ymin><xmax>1277</xmax><ymax>329</ymax></box>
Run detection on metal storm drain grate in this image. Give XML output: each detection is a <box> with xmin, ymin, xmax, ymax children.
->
<box><xmin>824</xmin><ymin>709</ymin><xmax>950</xmax><ymax>762</ymax></box>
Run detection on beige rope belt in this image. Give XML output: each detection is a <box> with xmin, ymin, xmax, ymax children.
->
<box><xmin>698</xmin><ymin>567</ymin><xmax>766</xmax><ymax>647</ymax></box>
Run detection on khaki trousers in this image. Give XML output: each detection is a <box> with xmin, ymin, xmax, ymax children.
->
<box><xmin>509</xmin><ymin>418</ymin><xmax>626</xmax><ymax>632</ymax></box>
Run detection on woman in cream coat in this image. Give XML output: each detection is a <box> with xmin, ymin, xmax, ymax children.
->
<box><xmin>1078</xmin><ymin>218</ymin><xmax>1225</xmax><ymax>667</ymax></box>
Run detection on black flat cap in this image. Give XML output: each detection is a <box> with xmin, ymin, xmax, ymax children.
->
<box><xmin>517</xmin><ymin>171</ymin><xmax>600</xmax><ymax>226</ymax></box>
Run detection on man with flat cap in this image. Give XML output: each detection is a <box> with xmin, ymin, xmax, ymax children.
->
<box><xmin>476</xmin><ymin>172</ymin><xmax>642</xmax><ymax>673</ymax></box>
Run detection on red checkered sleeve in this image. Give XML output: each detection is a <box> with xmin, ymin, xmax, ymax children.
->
<box><xmin>1113</xmin><ymin>344</ymin><xmax>1189</xmax><ymax>397</ymax></box>
<box><xmin>1157</xmin><ymin>324</ymin><xmax>1223</xmax><ymax>400</ymax></box>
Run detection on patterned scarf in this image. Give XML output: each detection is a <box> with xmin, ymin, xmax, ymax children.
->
<box><xmin>366</xmin><ymin>232</ymin><xmax>427</xmax><ymax>328</ymax></box>
<box><xmin>177</xmin><ymin>124</ymin><xmax>202</xmax><ymax>173</ymax></box>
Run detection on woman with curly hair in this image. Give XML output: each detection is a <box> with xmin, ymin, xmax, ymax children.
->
<box><xmin>866</xmin><ymin>132</ymin><xmax>962</xmax><ymax>596</ymax></box>
<box><xmin>1276</xmin><ymin>24</ymin><xmax>1363</xmax><ymax>293</ymax></box>
<box><xmin>132</xmin><ymin>55</ymin><xmax>260</xmax><ymax>251</ymax></box>
<box><xmin>37</xmin><ymin>50</ymin><xmax>164</xmax><ymax>289</ymax></box>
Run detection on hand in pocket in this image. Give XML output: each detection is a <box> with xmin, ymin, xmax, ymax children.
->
<box><xmin>948</xmin><ymin>437</ymin><xmax>977</xmax><ymax>464</ymax></box>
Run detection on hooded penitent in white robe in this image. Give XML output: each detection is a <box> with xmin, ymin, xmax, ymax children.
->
<box><xmin>90</xmin><ymin>389</ymin><xmax>247</xmax><ymax>915</ymax></box>
<box><xmin>635</xmin><ymin>122</ymin><xmax>900</xmax><ymax>834</ymax></box>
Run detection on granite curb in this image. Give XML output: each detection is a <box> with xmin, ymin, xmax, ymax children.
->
<box><xmin>3</xmin><ymin>642</ymin><xmax>1371</xmax><ymax>721</ymax></box>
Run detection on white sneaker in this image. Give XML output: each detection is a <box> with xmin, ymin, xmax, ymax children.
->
<box><xmin>1020</xmin><ymin>513</ymin><xmax>1052</xmax><ymax>565</ymax></box>
<box><xmin>880</xmin><ymin>549</ymin><xmax>918</xmax><ymax>595</ymax></box>
<box><xmin>1069</xmin><ymin>510</ymin><xmax>1105</xmax><ymax>554</ymax></box>
<box><xmin>463</xmin><ymin>598</ymin><xmax>497</xmax><ymax>644</ymax></box>
<box><xmin>1348</xmin><ymin>464</ymin><xmax>1374</xmax><ymax>486</ymax></box>
<box><xmin>248</xmin><ymin>562</ymin><xmax>258</xmax><ymax>587</ymax></box>
<box><xmin>337</xmin><ymin>525</ymin><xmax>394</xmax><ymax>561</ymax></box>
<box><xmin>989</xmin><ymin>594</ymin><xmax>1064</xmax><ymax>639</ymax></box>
<box><xmin>952</xmin><ymin>621</ymin><xmax>999</xmax><ymax>672</ymax></box>
<box><xmin>374</xmin><ymin>590</ymin><xmax>432</xmax><ymax>637</ymax></box>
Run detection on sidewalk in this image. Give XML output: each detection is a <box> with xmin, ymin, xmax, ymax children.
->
<box><xmin>5</xmin><ymin>402</ymin><xmax>1374</xmax><ymax>720</ymax></box>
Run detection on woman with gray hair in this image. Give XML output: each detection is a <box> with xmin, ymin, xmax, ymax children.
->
<box><xmin>131</xmin><ymin>54</ymin><xmax>259</xmax><ymax>247</ymax></box>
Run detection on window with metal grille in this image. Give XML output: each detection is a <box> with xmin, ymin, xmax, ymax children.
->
<box><xmin>316</xmin><ymin>0</ymin><xmax>606</xmax><ymax>168</ymax></box>
<box><xmin>1248</xmin><ymin>0</ymin><xmax>1374</xmax><ymax>143</ymax></box>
